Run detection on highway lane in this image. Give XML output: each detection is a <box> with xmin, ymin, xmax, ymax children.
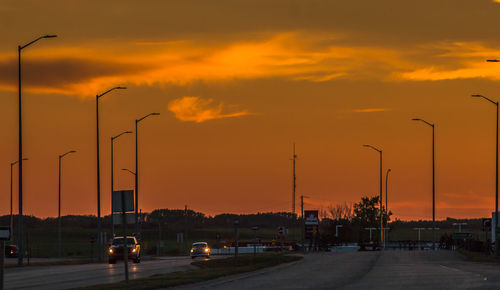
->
<box><xmin>5</xmin><ymin>256</ymin><xmax>205</xmax><ymax>290</ymax></box>
<box><xmin>177</xmin><ymin>251</ymin><xmax>500</xmax><ymax>289</ymax></box>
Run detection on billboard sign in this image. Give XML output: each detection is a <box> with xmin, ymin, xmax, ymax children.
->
<box><xmin>304</xmin><ymin>210</ymin><xmax>319</xmax><ymax>240</ymax></box>
<box><xmin>304</xmin><ymin>210</ymin><xmax>319</xmax><ymax>225</ymax></box>
<box><xmin>112</xmin><ymin>213</ymin><xmax>136</xmax><ymax>225</ymax></box>
<box><xmin>0</xmin><ymin>226</ymin><xmax>10</xmax><ymax>240</ymax></box>
<box><xmin>112</xmin><ymin>190</ymin><xmax>134</xmax><ymax>213</ymax></box>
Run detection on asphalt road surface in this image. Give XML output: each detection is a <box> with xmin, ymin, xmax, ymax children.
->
<box><xmin>5</xmin><ymin>256</ymin><xmax>206</xmax><ymax>290</ymax></box>
<box><xmin>177</xmin><ymin>251</ymin><xmax>500</xmax><ymax>289</ymax></box>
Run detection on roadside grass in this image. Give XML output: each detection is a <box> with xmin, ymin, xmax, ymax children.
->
<box><xmin>14</xmin><ymin>226</ymin><xmax>302</xmax><ymax>258</ymax></box>
<box><xmin>72</xmin><ymin>253</ymin><xmax>303</xmax><ymax>290</ymax></box>
<box><xmin>5</xmin><ymin>259</ymin><xmax>94</xmax><ymax>268</ymax></box>
<box><xmin>457</xmin><ymin>248</ymin><xmax>500</xmax><ymax>263</ymax></box>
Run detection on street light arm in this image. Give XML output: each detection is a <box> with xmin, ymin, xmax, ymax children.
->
<box><xmin>412</xmin><ymin>118</ymin><xmax>434</xmax><ymax>127</ymax></box>
<box><xmin>472</xmin><ymin>94</ymin><xmax>499</xmax><ymax>106</ymax></box>
<box><xmin>59</xmin><ymin>150</ymin><xmax>77</xmax><ymax>159</ymax></box>
<box><xmin>97</xmin><ymin>86</ymin><xmax>127</xmax><ymax>98</ymax></box>
<box><xmin>363</xmin><ymin>144</ymin><xmax>382</xmax><ymax>153</ymax></box>
<box><xmin>137</xmin><ymin>112</ymin><xmax>161</xmax><ymax>123</ymax></box>
<box><xmin>121</xmin><ymin>168</ymin><xmax>136</xmax><ymax>176</ymax></box>
<box><xmin>11</xmin><ymin>158</ymin><xmax>29</xmax><ymax>166</ymax></box>
<box><xmin>112</xmin><ymin>130</ymin><xmax>133</xmax><ymax>140</ymax></box>
<box><xmin>20</xmin><ymin>35</ymin><xmax>57</xmax><ymax>50</ymax></box>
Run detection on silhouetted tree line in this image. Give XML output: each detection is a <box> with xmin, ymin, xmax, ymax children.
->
<box><xmin>0</xmin><ymin>210</ymin><xmax>299</xmax><ymax>231</ymax></box>
<box><xmin>0</xmin><ymin>198</ymin><xmax>486</xmax><ymax>240</ymax></box>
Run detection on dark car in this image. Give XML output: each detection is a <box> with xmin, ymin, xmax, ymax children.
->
<box><xmin>5</xmin><ymin>244</ymin><xmax>18</xmax><ymax>258</ymax></box>
<box><xmin>108</xmin><ymin>236</ymin><xmax>141</xmax><ymax>264</ymax></box>
<box><xmin>190</xmin><ymin>242</ymin><xmax>210</xmax><ymax>259</ymax></box>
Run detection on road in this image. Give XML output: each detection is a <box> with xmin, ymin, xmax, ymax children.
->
<box><xmin>176</xmin><ymin>251</ymin><xmax>500</xmax><ymax>289</ymax></box>
<box><xmin>4</xmin><ymin>256</ymin><xmax>204</xmax><ymax>290</ymax></box>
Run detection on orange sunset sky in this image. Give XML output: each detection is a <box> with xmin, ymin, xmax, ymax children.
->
<box><xmin>3</xmin><ymin>0</ymin><xmax>500</xmax><ymax>220</ymax></box>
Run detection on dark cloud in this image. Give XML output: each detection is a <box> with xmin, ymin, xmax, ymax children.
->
<box><xmin>0</xmin><ymin>56</ymin><xmax>150</xmax><ymax>92</ymax></box>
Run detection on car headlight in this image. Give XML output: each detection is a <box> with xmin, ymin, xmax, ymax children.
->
<box><xmin>132</xmin><ymin>248</ymin><xmax>137</xmax><ymax>253</ymax></box>
<box><xmin>109</xmin><ymin>248</ymin><xmax>113</xmax><ymax>254</ymax></box>
<box><xmin>190</xmin><ymin>249</ymin><xmax>194</xmax><ymax>253</ymax></box>
<box><xmin>204</xmin><ymin>248</ymin><xmax>210</xmax><ymax>252</ymax></box>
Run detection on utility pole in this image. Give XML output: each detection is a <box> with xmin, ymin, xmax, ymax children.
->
<box><xmin>363</xmin><ymin>145</ymin><xmax>383</xmax><ymax>248</ymax></box>
<box><xmin>301</xmin><ymin>195</ymin><xmax>304</xmax><ymax>253</ymax></box>
<box><xmin>385</xmin><ymin>168</ymin><xmax>391</xmax><ymax>248</ymax></box>
<box><xmin>412</xmin><ymin>118</ymin><xmax>436</xmax><ymax>250</ymax></box>
<box><xmin>472</xmin><ymin>93</ymin><xmax>499</xmax><ymax>254</ymax></box>
<box><xmin>184</xmin><ymin>205</ymin><xmax>188</xmax><ymax>252</ymax></box>
<box><xmin>96</xmin><ymin>86</ymin><xmax>126</xmax><ymax>262</ymax></box>
<box><xmin>292</xmin><ymin>143</ymin><xmax>297</xmax><ymax>215</ymax></box>
<box><xmin>58</xmin><ymin>150</ymin><xmax>76</xmax><ymax>258</ymax></box>
<box><xmin>18</xmin><ymin>34</ymin><xmax>57</xmax><ymax>266</ymax></box>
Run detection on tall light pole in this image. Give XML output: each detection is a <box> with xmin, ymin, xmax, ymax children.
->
<box><xmin>300</xmin><ymin>195</ymin><xmax>309</xmax><ymax>253</ymax></box>
<box><xmin>135</xmin><ymin>113</ymin><xmax>160</xmax><ymax>236</ymax></box>
<box><xmin>10</xmin><ymin>158</ymin><xmax>28</xmax><ymax>241</ymax></box>
<box><xmin>363</xmin><ymin>144</ymin><xmax>383</xmax><ymax>247</ymax></box>
<box><xmin>18</xmin><ymin>34</ymin><xmax>57</xmax><ymax>266</ymax></box>
<box><xmin>58</xmin><ymin>150</ymin><xmax>76</xmax><ymax>258</ymax></box>
<box><xmin>111</xmin><ymin>130</ymin><xmax>133</xmax><ymax>236</ymax></box>
<box><xmin>472</xmin><ymin>93</ymin><xmax>499</xmax><ymax>254</ymax></box>
<box><xmin>385</xmin><ymin>168</ymin><xmax>391</xmax><ymax>246</ymax></box>
<box><xmin>292</xmin><ymin>143</ymin><xmax>297</xmax><ymax>215</ymax></box>
<box><xmin>412</xmin><ymin>118</ymin><xmax>436</xmax><ymax>250</ymax></box>
<box><xmin>96</xmin><ymin>86</ymin><xmax>126</xmax><ymax>262</ymax></box>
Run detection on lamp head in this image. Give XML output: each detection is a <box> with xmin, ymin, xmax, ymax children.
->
<box><xmin>471</xmin><ymin>94</ymin><xmax>483</xmax><ymax>98</ymax></box>
<box><xmin>411</xmin><ymin>118</ymin><xmax>421</xmax><ymax>121</ymax></box>
<box><xmin>487</xmin><ymin>59</ymin><xmax>500</xmax><ymax>62</ymax></box>
<box><xmin>43</xmin><ymin>35</ymin><xmax>58</xmax><ymax>38</ymax></box>
<box><xmin>115</xmin><ymin>86</ymin><xmax>127</xmax><ymax>90</ymax></box>
<box><xmin>152</xmin><ymin>112</ymin><xmax>160</xmax><ymax>116</ymax></box>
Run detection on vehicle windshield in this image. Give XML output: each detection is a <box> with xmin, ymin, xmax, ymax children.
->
<box><xmin>112</xmin><ymin>238</ymin><xmax>135</xmax><ymax>246</ymax></box>
<box><xmin>193</xmin><ymin>244</ymin><xmax>207</xmax><ymax>249</ymax></box>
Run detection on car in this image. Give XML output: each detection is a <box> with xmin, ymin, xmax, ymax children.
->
<box><xmin>108</xmin><ymin>236</ymin><xmax>141</xmax><ymax>264</ymax></box>
<box><xmin>190</xmin><ymin>242</ymin><xmax>210</xmax><ymax>259</ymax></box>
<box><xmin>5</xmin><ymin>244</ymin><xmax>18</xmax><ymax>258</ymax></box>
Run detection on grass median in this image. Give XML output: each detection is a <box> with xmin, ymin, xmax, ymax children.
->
<box><xmin>73</xmin><ymin>253</ymin><xmax>303</xmax><ymax>290</ymax></box>
<box><xmin>457</xmin><ymin>248</ymin><xmax>500</xmax><ymax>263</ymax></box>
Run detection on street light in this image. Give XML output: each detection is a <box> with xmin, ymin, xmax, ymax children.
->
<box><xmin>111</xmin><ymin>130</ymin><xmax>133</xmax><ymax>236</ymax></box>
<box><xmin>412</xmin><ymin>117</ymin><xmax>436</xmax><ymax>250</ymax></box>
<box><xmin>363</xmin><ymin>144</ymin><xmax>383</xmax><ymax>248</ymax></box>
<box><xmin>10</xmin><ymin>158</ymin><xmax>28</xmax><ymax>241</ymax></box>
<box><xmin>300</xmin><ymin>195</ymin><xmax>309</xmax><ymax>253</ymax></box>
<box><xmin>135</xmin><ymin>112</ymin><xmax>160</xmax><ymax>236</ymax></box>
<box><xmin>472</xmin><ymin>93</ymin><xmax>499</xmax><ymax>254</ymax></box>
<box><xmin>385</xmin><ymin>168</ymin><xmax>391</xmax><ymax>246</ymax></box>
<box><xmin>58</xmin><ymin>150</ymin><xmax>76</xmax><ymax>258</ymax></box>
<box><xmin>121</xmin><ymin>168</ymin><xmax>136</xmax><ymax>176</ymax></box>
<box><xmin>18</xmin><ymin>34</ymin><xmax>57</xmax><ymax>266</ymax></box>
<box><xmin>96</xmin><ymin>86</ymin><xmax>126</xmax><ymax>262</ymax></box>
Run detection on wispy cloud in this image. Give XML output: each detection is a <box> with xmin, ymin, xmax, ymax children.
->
<box><xmin>0</xmin><ymin>32</ymin><xmax>411</xmax><ymax>97</ymax></box>
<box><xmin>3</xmin><ymin>34</ymin><xmax>500</xmax><ymax>96</ymax></box>
<box><xmin>168</xmin><ymin>96</ymin><xmax>249</xmax><ymax>123</ymax></box>
<box><xmin>399</xmin><ymin>41</ymin><xmax>500</xmax><ymax>81</ymax></box>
